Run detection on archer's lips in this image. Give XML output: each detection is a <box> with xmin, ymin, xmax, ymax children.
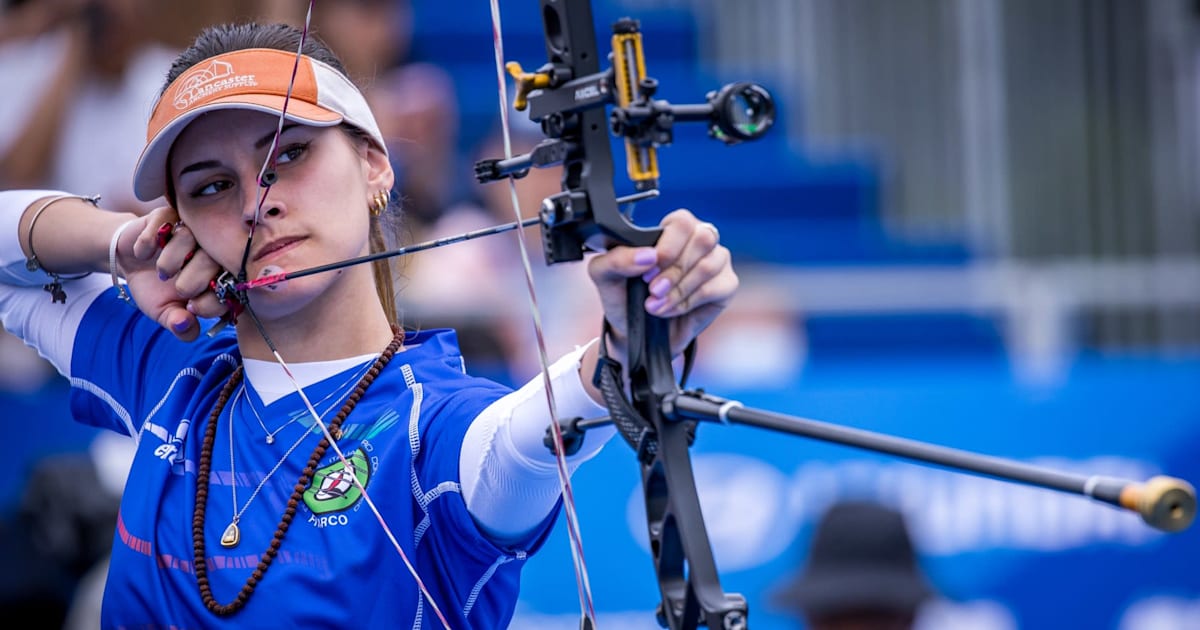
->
<box><xmin>253</xmin><ymin>236</ymin><xmax>305</xmax><ymax>262</ymax></box>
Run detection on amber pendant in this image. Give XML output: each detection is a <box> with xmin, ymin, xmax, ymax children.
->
<box><xmin>221</xmin><ymin>522</ymin><xmax>241</xmax><ymax>548</ymax></box>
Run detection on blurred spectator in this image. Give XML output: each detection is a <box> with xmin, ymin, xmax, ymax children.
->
<box><xmin>310</xmin><ymin>0</ymin><xmax>464</xmax><ymax>234</ymax></box>
<box><xmin>399</xmin><ymin>125</ymin><xmax>601</xmax><ymax>385</ymax></box>
<box><xmin>311</xmin><ymin>0</ymin><xmax>412</xmax><ymax>84</ymax></box>
<box><xmin>60</xmin><ymin>432</ymin><xmax>135</xmax><ymax>630</ymax></box>
<box><xmin>370</xmin><ymin>62</ymin><xmax>462</xmax><ymax>236</ymax></box>
<box><xmin>0</xmin><ymin>0</ymin><xmax>179</xmax><ymax>215</ymax></box>
<box><xmin>771</xmin><ymin>500</ymin><xmax>936</xmax><ymax>630</ymax></box>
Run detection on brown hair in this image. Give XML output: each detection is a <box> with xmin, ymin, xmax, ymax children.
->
<box><xmin>162</xmin><ymin>22</ymin><xmax>400</xmax><ymax>325</ymax></box>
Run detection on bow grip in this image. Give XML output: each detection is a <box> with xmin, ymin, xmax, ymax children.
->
<box><xmin>625</xmin><ymin>277</ymin><xmax>678</xmax><ymax>412</ymax></box>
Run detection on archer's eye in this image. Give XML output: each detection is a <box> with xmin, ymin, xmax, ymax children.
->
<box><xmin>275</xmin><ymin>142</ymin><xmax>310</xmax><ymax>165</ymax></box>
<box><xmin>191</xmin><ymin>180</ymin><xmax>233</xmax><ymax>198</ymax></box>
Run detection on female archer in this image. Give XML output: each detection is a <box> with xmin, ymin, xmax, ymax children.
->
<box><xmin>0</xmin><ymin>21</ymin><xmax>735</xmax><ymax>628</ymax></box>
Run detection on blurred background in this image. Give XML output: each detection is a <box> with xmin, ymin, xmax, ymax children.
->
<box><xmin>1</xmin><ymin>0</ymin><xmax>1198</xmax><ymax>628</ymax></box>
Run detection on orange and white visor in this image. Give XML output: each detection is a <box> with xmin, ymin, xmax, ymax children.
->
<box><xmin>133</xmin><ymin>48</ymin><xmax>386</xmax><ymax>202</ymax></box>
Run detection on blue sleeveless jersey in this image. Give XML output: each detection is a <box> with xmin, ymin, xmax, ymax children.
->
<box><xmin>69</xmin><ymin>289</ymin><xmax>555</xmax><ymax>628</ymax></box>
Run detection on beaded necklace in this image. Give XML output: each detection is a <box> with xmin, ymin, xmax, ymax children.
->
<box><xmin>192</xmin><ymin>326</ymin><xmax>404</xmax><ymax>616</ymax></box>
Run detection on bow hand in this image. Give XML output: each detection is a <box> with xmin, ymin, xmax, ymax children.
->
<box><xmin>586</xmin><ymin>208</ymin><xmax>736</xmax><ymax>368</ymax></box>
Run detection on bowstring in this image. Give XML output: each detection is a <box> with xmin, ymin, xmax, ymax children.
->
<box><xmin>488</xmin><ymin>1</ymin><xmax>598</xmax><ymax>625</ymax></box>
<box><xmin>231</xmin><ymin>1</ymin><xmax>451</xmax><ymax>626</ymax></box>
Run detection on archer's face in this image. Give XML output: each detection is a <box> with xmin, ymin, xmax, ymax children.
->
<box><xmin>168</xmin><ymin>109</ymin><xmax>391</xmax><ymax>321</ymax></box>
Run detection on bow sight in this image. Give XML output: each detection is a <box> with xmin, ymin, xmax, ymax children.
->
<box><xmin>474</xmin><ymin>2</ymin><xmax>775</xmax><ymax>264</ymax></box>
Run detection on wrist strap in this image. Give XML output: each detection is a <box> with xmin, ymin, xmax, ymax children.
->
<box><xmin>109</xmin><ymin>219</ymin><xmax>140</xmax><ymax>305</ymax></box>
<box><xmin>594</xmin><ymin>319</ymin><xmax>699</xmax><ymax>464</ymax></box>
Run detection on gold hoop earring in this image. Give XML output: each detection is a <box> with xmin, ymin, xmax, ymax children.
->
<box><xmin>370</xmin><ymin>190</ymin><xmax>389</xmax><ymax>216</ymax></box>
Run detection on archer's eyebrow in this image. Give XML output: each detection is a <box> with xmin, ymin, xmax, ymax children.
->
<box><xmin>177</xmin><ymin>124</ymin><xmax>304</xmax><ymax>177</ymax></box>
<box><xmin>178</xmin><ymin>160</ymin><xmax>220</xmax><ymax>177</ymax></box>
<box><xmin>256</xmin><ymin>124</ymin><xmax>301</xmax><ymax>150</ymax></box>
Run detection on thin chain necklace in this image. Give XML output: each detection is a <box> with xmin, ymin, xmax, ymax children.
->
<box><xmin>193</xmin><ymin>326</ymin><xmax>404</xmax><ymax>616</ymax></box>
<box><xmin>240</xmin><ymin>357</ymin><xmax>376</xmax><ymax>444</ymax></box>
<box><xmin>222</xmin><ymin>403</ymin><xmax>315</xmax><ymax>549</ymax></box>
<box><xmin>224</xmin><ymin>358</ymin><xmax>374</xmax><ymax>542</ymax></box>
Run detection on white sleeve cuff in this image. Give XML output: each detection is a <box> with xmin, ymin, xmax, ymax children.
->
<box><xmin>506</xmin><ymin>337</ymin><xmax>611</xmax><ymax>467</ymax></box>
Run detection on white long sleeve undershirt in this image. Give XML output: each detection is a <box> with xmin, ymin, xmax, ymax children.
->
<box><xmin>459</xmin><ymin>340</ymin><xmax>614</xmax><ymax>544</ymax></box>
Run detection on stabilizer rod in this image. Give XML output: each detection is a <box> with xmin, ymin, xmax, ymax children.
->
<box><xmin>663</xmin><ymin>391</ymin><xmax>1197</xmax><ymax>533</ymax></box>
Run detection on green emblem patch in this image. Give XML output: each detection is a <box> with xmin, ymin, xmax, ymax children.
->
<box><xmin>303</xmin><ymin>448</ymin><xmax>371</xmax><ymax>513</ymax></box>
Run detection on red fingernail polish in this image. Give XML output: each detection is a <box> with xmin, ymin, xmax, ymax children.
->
<box><xmin>156</xmin><ymin>222</ymin><xmax>173</xmax><ymax>248</ymax></box>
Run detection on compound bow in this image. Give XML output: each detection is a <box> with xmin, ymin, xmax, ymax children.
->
<box><xmin>470</xmin><ymin>2</ymin><xmax>1197</xmax><ymax>630</ymax></box>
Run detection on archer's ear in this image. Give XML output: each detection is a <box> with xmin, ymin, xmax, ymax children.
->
<box><xmin>363</xmin><ymin>143</ymin><xmax>395</xmax><ymax>194</ymax></box>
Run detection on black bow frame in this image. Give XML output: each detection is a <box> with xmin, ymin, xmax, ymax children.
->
<box><xmin>469</xmin><ymin>2</ymin><xmax>1195</xmax><ymax>629</ymax></box>
<box><xmin>472</xmin><ymin>1</ymin><xmax>1196</xmax><ymax>629</ymax></box>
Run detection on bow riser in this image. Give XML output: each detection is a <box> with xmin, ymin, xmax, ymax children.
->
<box><xmin>497</xmin><ymin>1</ymin><xmax>763</xmax><ymax>627</ymax></box>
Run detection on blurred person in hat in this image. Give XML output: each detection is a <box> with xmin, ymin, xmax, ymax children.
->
<box><xmin>772</xmin><ymin>500</ymin><xmax>937</xmax><ymax>630</ymax></box>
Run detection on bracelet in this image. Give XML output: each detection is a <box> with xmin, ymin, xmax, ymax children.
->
<box><xmin>109</xmin><ymin>219</ymin><xmax>140</xmax><ymax>305</ymax></box>
<box><xmin>23</xmin><ymin>194</ymin><xmax>101</xmax><ymax>303</ymax></box>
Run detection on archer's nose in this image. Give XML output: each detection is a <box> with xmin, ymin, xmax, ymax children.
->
<box><xmin>241</xmin><ymin>168</ymin><xmax>285</xmax><ymax>227</ymax></box>
<box><xmin>243</xmin><ymin>204</ymin><xmax>284</xmax><ymax>228</ymax></box>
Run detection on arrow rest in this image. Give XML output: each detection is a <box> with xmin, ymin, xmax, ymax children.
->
<box><xmin>203</xmin><ymin>271</ymin><xmax>247</xmax><ymax>337</ymax></box>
